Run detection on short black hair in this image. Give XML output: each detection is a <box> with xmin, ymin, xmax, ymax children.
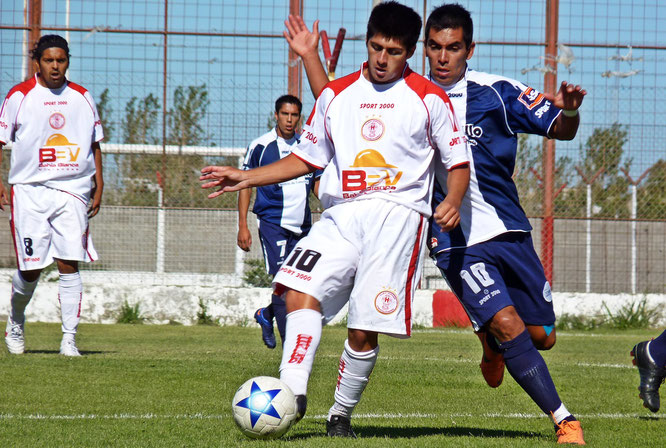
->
<box><xmin>367</xmin><ymin>1</ymin><xmax>422</xmax><ymax>51</ymax></box>
<box><xmin>425</xmin><ymin>3</ymin><xmax>473</xmax><ymax>49</ymax></box>
<box><xmin>275</xmin><ymin>95</ymin><xmax>302</xmax><ymax>114</ymax></box>
<box><xmin>31</xmin><ymin>34</ymin><xmax>70</xmax><ymax>60</ymax></box>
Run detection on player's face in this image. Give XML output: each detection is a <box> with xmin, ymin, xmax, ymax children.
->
<box><xmin>425</xmin><ymin>27</ymin><xmax>475</xmax><ymax>87</ymax></box>
<box><xmin>275</xmin><ymin>103</ymin><xmax>300</xmax><ymax>139</ymax></box>
<box><xmin>35</xmin><ymin>47</ymin><xmax>69</xmax><ymax>89</ymax></box>
<box><xmin>365</xmin><ymin>34</ymin><xmax>415</xmax><ymax>84</ymax></box>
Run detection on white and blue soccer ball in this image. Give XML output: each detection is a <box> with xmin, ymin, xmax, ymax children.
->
<box><xmin>232</xmin><ymin>376</ymin><xmax>298</xmax><ymax>439</ymax></box>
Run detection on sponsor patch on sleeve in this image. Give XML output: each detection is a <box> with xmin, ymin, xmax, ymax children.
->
<box><xmin>517</xmin><ymin>87</ymin><xmax>545</xmax><ymax>110</ymax></box>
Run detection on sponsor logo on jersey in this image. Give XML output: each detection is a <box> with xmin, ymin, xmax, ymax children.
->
<box><xmin>49</xmin><ymin>112</ymin><xmax>66</xmax><ymax>130</ymax></box>
<box><xmin>534</xmin><ymin>100</ymin><xmax>551</xmax><ymax>119</ymax></box>
<box><xmin>361</xmin><ymin>118</ymin><xmax>384</xmax><ymax>141</ymax></box>
<box><xmin>464</xmin><ymin>123</ymin><xmax>483</xmax><ymax>146</ymax></box>
<box><xmin>448</xmin><ymin>92</ymin><xmax>464</xmax><ymax>98</ymax></box>
<box><xmin>0</xmin><ymin>120</ymin><xmax>8</xmax><ymax>130</ymax></box>
<box><xmin>517</xmin><ymin>87</ymin><xmax>545</xmax><ymax>110</ymax></box>
<box><xmin>542</xmin><ymin>281</ymin><xmax>553</xmax><ymax>303</ymax></box>
<box><xmin>341</xmin><ymin>150</ymin><xmax>403</xmax><ymax>198</ymax></box>
<box><xmin>38</xmin><ymin>133</ymin><xmax>81</xmax><ymax>169</ymax></box>
<box><xmin>429</xmin><ymin>237</ymin><xmax>438</xmax><ymax>249</ymax></box>
<box><xmin>374</xmin><ymin>288</ymin><xmax>399</xmax><ymax>315</ymax></box>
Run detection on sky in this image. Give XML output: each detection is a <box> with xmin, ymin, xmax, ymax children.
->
<box><xmin>1</xmin><ymin>0</ymin><xmax>665</xmax><ymax>177</ymax></box>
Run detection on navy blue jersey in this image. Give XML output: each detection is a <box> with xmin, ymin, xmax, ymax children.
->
<box><xmin>429</xmin><ymin>69</ymin><xmax>562</xmax><ymax>254</ymax></box>
<box><xmin>243</xmin><ymin>128</ymin><xmax>318</xmax><ymax>234</ymax></box>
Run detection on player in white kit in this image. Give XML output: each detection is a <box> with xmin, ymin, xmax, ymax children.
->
<box><xmin>203</xmin><ymin>2</ymin><xmax>470</xmax><ymax>437</ymax></box>
<box><xmin>0</xmin><ymin>35</ymin><xmax>104</xmax><ymax>357</ymax></box>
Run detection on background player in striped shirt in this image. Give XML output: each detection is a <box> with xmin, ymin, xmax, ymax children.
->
<box><xmin>238</xmin><ymin>95</ymin><xmax>319</xmax><ymax>349</ymax></box>
<box><xmin>203</xmin><ymin>1</ymin><xmax>470</xmax><ymax>437</ymax></box>
<box><xmin>284</xmin><ymin>3</ymin><xmax>586</xmax><ymax>444</ymax></box>
<box><xmin>0</xmin><ymin>35</ymin><xmax>104</xmax><ymax>357</ymax></box>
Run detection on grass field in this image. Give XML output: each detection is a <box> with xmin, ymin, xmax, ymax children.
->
<box><xmin>0</xmin><ymin>323</ymin><xmax>664</xmax><ymax>447</ymax></box>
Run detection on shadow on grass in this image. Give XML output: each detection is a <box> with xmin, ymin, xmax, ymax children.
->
<box><xmin>288</xmin><ymin>423</ymin><xmax>544</xmax><ymax>441</ymax></box>
<box><xmin>24</xmin><ymin>349</ymin><xmax>109</xmax><ymax>355</ymax></box>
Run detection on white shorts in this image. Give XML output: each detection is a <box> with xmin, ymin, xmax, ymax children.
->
<box><xmin>274</xmin><ymin>199</ymin><xmax>427</xmax><ymax>338</ymax></box>
<box><xmin>10</xmin><ymin>184</ymin><xmax>97</xmax><ymax>271</ymax></box>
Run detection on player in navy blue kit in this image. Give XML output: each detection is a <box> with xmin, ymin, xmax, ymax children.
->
<box><xmin>631</xmin><ymin>330</ymin><xmax>666</xmax><ymax>412</ymax></box>
<box><xmin>284</xmin><ymin>3</ymin><xmax>587</xmax><ymax>444</ymax></box>
<box><xmin>424</xmin><ymin>4</ymin><xmax>586</xmax><ymax>444</ymax></box>
<box><xmin>238</xmin><ymin>95</ymin><xmax>319</xmax><ymax>349</ymax></box>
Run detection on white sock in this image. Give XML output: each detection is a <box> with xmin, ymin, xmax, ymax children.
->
<box><xmin>59</xmin><ymin>272</ymin><xmax>82</xmax><ymax>334</ymax></box>
<box><xmin>279</xmin><ymin>308</ymin><xmax>322</xmax><ymax>396</ymax></box>
<box><xmin>552</xmin><ymin>403</ymin><xmax>572</xmax><ymax>424</ymax></box>
<box><xmin>327</xmin><ymin>339</ymin><xmax>379</xmax><ymax>419</ymax></box>
<box><xmin>10</xmin><ymin>271</ymin><xmax>39</xmax><ymax>324</ymax></box>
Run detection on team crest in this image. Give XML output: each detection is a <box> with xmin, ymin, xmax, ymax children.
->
<box><xmin>374</xmin><ymin>288</ymin><xmax>399</xmax><ymax>315</ymax></box>
<box><xmin>361</xmin><ymin>118</ymin><xmax>384</xmax><ymax>141</ymax></box>
<box><xmin>543</xmin><ymin>281</ymin><xmax>552</xmax><ymax>303</ymax></box>
<box><xmin>517</xmin><ymin>87</ymin><xmax>545</xmax><ymax>110</ymax></box>
<box><xmin>49</xmin><ymin>112</ymin><xmax>66</xmax><ymax>129</ymax></box>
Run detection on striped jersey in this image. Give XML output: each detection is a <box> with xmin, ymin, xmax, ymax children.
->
<box><xmin>243</xmin><ymin>128</ymin><xmax>317</xmax><ymax>235</ymax></box>
<box><xmin>0</xmin><ymin>75</ymin><xmax>103</xmax><ymax>200</ymax></box>
<box><xmin>429</xmin><ymin>68</ymin><xmax>562</xmax><ymax>254</ymax></box>
<box><xmin>292</xmin><ymin>62</ymin><xmax>469</xmax><ymax>217</ymax></box>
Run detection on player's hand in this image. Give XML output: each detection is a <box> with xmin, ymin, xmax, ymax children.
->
<box><xmin>237</xmin><ymin>227</ymin><xmax>252</xmax><ymax>252</ymax></box>
<box><xmin>433</xmin><ymin>199</ymin><xmax>461</xmax><ymax>232</ymax></box>
<box><xmin>284</xmin><ymin>15</ymin><xmax>319</xmax><ymax>58</ymax></box>
<box><xmin>200</xmin><ymin>166</ymin><xmax>248</xmax><ymax>198</ymax></box>
<box><xmin>0</xmin><ymin>181</ymin><xmax>8</xmax><ymax>211</ymax></box>
<box><xmin>88</xmin><ymin>182</ymin><xmax>103</xmax><ymax>218</ymax></box>
<box><xmin>545</xmin><ymin>81</ymin><xmax>587</xmax><ymax>112</ymax></box>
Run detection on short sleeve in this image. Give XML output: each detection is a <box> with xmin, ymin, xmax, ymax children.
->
<box><xmin>84</xmin><ymin>91</ymin><xmax>104</xmax><ymax>143</ymax></box>
<box><xmin>428</xmin><ymin>93</ymin><xmax>470</xmax><ymax>170</ymax></box>
<box><xmin>497</xmin><ymin>80</ymin><xmax>561</xmax><ymax>136</ymax></box>
<box><xmin>0</xmin><ymin>91</ymin><xmax>22</xmax><ymax>144</ymax></box>
<box><xmin>290</xmin><ymin>88</ymin><xmax>336</xmax><ymax>170</ymax></box>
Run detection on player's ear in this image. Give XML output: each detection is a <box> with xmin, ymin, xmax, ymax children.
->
<box><xmin>466</xmin><ymin>42</ymin><xmax>476</xmax><ymax>60</ymax></box>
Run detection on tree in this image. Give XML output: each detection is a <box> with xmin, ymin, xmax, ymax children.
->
<box><xmin>638</xmin><ymin>159</ymin><xmax>666</xmax><ymax>219</ymax></box>
<box><xmin>167</xmin><ymin>84</ymin><xmax>210</xmax><ymax>146</ymax></box>
<box><xmin>97</xmin><ymin>88</ymin><xmax>114</xmax><ymax>141</ymax></box>
<box><xmin>122</xmin><ymin>94</ymin><xmax>160</xmax><ymax>144</ymax></box>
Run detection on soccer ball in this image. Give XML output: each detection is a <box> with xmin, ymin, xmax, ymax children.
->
<box><xmin>231</xmin><ymin>376</ymin><xmax>298</xmax><ymax>439</ymax></box>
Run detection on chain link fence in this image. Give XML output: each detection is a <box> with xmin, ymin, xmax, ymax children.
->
<box><xmin>0</xmin><ymin>0</ymin><xmax>664</xmax><ymax>293</ymax></box>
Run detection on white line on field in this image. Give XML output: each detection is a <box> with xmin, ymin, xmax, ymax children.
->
<box><xmin>1</xmin><ymin>411</ymin><xmax>664</xmax><ymax>421</ymax></box>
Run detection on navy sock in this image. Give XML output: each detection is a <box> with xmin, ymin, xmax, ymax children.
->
<box><xmin>263</xmin><ymin>302</ymin><xmax>275</xmax><ymax>320</ymax></box>
<box><xmin>649</xmin><ymin>329</ymin><xmax>666</xmax><ymax>367</ymax></box>
<box><xmin>271</xmin><ymin>294</ymin><xmax>286</xmax><ymax>344</ymax></box>
<box><xmin>499</xmin><ymin>329</ymin><xmax>563</xmax><ymax>415</ymax></box>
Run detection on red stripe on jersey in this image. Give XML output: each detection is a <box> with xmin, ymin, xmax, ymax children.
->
<box><xmin>0</xmin><ymin>76</ymin><xmax>37</xmax><ymax>118</ymax></box>
<box><xmin>291</xmin><ymin>151</ymin><xmax>324</xmax><ymax>170</ymax></box>
<box><xmin>448</xmin><ymin>161</ymin><xmax>470</xmax><ymax>171</ymax></box>
<box><xmin>305</xmin><ymin>69</ymin><xmax>359</xmax><ymax>127</ymax></box>
<box><xmin>403</xmin><ymin>216</ymin><xmax>425</xmax><ymax>337</ymax></box>
<box><xmin>404</xmin><ymin>69</ymin><xmax>459</xmax><ymax>132</ymax></box>
<box><xmin>67</xmin><ymin>81</ymin><xmax>89</xmax><ymax>96</ymax></box>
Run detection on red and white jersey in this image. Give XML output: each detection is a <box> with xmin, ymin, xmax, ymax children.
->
<box><xmin>0</xmin><ymin>75</ymin><xmax>103</xmax><ymax>199</ymax></box>
<box><xmin>292</xmin><ymin>62</ymin><xmax>469</xmax><ymax>217</ymax></box>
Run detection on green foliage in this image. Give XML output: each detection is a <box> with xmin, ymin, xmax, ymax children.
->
<box><xmin>242</xmin><ymin>258</ymin><xmax>272</xmax><ymax>287</ymax></box>
<box><xmin>97</xmin><ymin>88</ymin><xmax>114</xmax><ymax>141</ymax></box>
<box><xmin>196</xmin><ymin>298</ymin><xmax>217</xmax><ymax>325</ymax></box>
<box><xmin>122</xmin><ymin>94</ymin><xmax>160</xmax><ymax>144</ymax></box>
<box><xmin>555</xmin><ymin>313</ymin><xmax>605</xmax><ymax>331</ymax></box>
<box><xmin>116</xmin><ymin>300</ymin><xmax>144</xmax><ymax>324</ymax></box>
<box><xmin>167</xmin><ymin>84</ymin><xmax>210</xmax><ymax>146</ymax></box>
<box><xmin>638</xmin><ymin>159</ymin><xmax>666</xmax><ymax>219</ymax></box>
<box><xmin>602</xmin><ymin>297</ymin><xmax>662</xmax><ymax>329</ymax></box>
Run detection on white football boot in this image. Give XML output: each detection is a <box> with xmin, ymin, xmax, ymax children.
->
<box><xmin>60</xmin><ymin>333</ymin><xmax>81</xmax><ymax>357</ymax></box>
<box><xmin>5</xmin><ymin>316</ymin><xmax>25</xmax><ymax>354</ymax></box>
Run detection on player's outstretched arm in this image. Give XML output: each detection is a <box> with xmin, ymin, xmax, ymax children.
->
<box><xmin>546</xmin><ymin>81</ymin><xmax>587</xmax><ymax>141</ymax></box>
<box><xmin>88</xmin><ymin>142</ymin><xmax>104</xmax><ymax>218</ymax></box>
<box><xmin>201</xmin><ymin>153</ymin><xmax>315</xmax><ymax>199</ymax></box>
<box><xmin>284</xmin><ymin>15</ymin><xmax>328</xmax><ymax>98</ymax></box>
<box><xmin>0</xmin><ymin>145</ymin><xmax>7</xmax><ymax>211</ymax></box>
<box><xmin>433</xmin><ymin>164</ymin><xmax>470</xmax><ymax>231</ymax></box>
<box><xmin>237</xmin><ymin>188</ymin><xmax>252</xmax><ymax>251</ymax></box>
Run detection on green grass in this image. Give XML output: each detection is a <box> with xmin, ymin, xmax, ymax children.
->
<box><xmin>0</xmin><ymin>323</ymin><xmax>664</xmax><ymax>447</ymax></box>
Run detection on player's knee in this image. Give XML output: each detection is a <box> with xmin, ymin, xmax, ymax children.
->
<box><xmin>488</xmin><ymin>307</ymin><xmax>525</xmax><ymax>342</ymax></box>
<box><xmin>347</xmin><ymin>329</ymin><xmax>378</xmax><ymax>352</ymax></box>
<box><xmin>285</xmin><ymin>290</ymin><xmax>320</xmax><ymax>314</ymax></box>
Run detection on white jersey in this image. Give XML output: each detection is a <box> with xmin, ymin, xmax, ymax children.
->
<box><xmin>292</xmin><ymin>62</ymin><xmax>469</xmax><ymax>217</ymax></box>
<box><xmin>0</xmin><ymin>75</ymin><xmax>103</xmax><ymax>200</ymax></box>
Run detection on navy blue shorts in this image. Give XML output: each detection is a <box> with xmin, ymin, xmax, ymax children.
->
<box><xmin>434</xmin><ymin>232</ymin><xmax>555</xmax><ymax>331</ymax></box>
<box><xmin>257</xmin><ymin>220</ymin><xmax>308</xmax><ymax>276</ymax></box>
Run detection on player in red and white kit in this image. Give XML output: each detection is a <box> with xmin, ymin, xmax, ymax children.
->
<box><xmin>0</xmin><ymin>35</ymin><xmax>104</xmax><ymax>357</ymax></box>
<box><xmin>202</xmin><ymin>2</ymin><xmax>470</xmax><ymax>437</ymax></box>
